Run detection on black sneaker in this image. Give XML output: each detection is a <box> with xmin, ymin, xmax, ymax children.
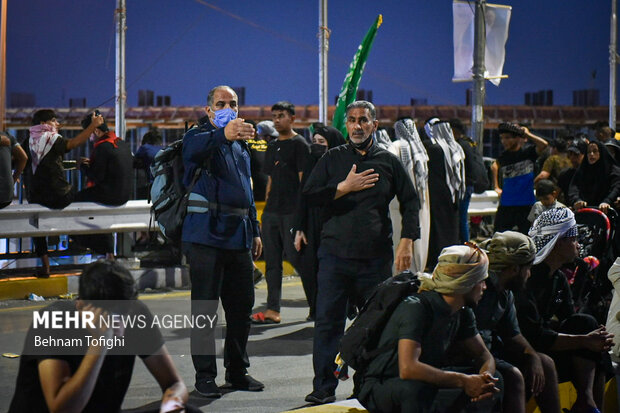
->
<box><xmin>305</xmin><ymin>389</ymin><xmax>336</xmax><ymax>404</ymax></box>
<box><xmin>195</xmin><ymin>379</ymin><xmax>221</xmax><ymax>398</ymax></box>
<box><xmin>224</xmin><ymin>373</ymin><xmax>264</xmax><ymax>391</ymax></box>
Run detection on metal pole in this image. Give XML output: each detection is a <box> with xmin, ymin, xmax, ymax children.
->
<box><xmin>115</xmin><ymin>0</ymin><xmax>126</xmax><ymax>139</ymax></box>
<box><xmin>318</xmin><ymin>0</ymin><xmax>328</xmax><ymax>124</ymax></box>
<box><xmin>472</xmin><ymin>0</ymin><xmax>486</xmax><ymax>153</ymax></box>
<box><xmin>0</xmin><ymin>0</ymin><xmax>7</xmax><ymax>132</ymax></box>
<box><xmin>611</xmin><ymin>0</ymin><xmax>617</xmax><ymax>130</ymax></box>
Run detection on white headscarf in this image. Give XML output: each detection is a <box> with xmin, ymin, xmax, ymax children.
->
<box><xmin>432</xmin><ymin>121</ymin><xmax>466</xmax><ymax>203</ymax></box>
<box><xmin>394</xmin><ymin>118</ymin><xmax>429</xmax><ymax>203</ymax></box>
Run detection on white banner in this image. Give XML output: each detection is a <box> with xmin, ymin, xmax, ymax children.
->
<box><xmin>453</xmin><ymin>1</ymin><xmax>512</xmax><ymax>86</ymax></box>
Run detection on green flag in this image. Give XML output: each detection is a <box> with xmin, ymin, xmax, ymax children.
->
<box><xmin>332</xmin><ymin>14</ymin><xmax>383</xmax><ymax>137</ymax></box>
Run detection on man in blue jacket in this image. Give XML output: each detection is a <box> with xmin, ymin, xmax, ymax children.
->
<box><xmin>182</xmin><ymin>85</ymin><xmax>263</xmax><ymax>398</ymax></box>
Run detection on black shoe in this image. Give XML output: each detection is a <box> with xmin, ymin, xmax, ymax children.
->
<box><xmin>305</xmin><ymin>389</ymin><xmax>336</xmax><ymax>404</ymax></box>
<box><xmin>195</xmin><ymin>379</ymin><xmax>222</xmax><ymax>398</ymax></box>
<box><xmin>224</xmin><ymin>373</ymin><xmax>264</xmax><ymax>391</ymax></box>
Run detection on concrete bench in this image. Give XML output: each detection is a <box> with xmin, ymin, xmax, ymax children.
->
<box><xmin>0</xmin><ymin>200</ymin><xmax>153</xmax><ymax>239</ymax></box>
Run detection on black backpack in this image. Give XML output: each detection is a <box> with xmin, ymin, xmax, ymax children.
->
<box><xmin>149</xmin><ymin>139</ymin><xmax>200</xmax><ymax>245</ymax></box>
<box><xmin>338</xmin><ymin>271</ymin><xmax>421</xmax><ymax>373</ymax></box>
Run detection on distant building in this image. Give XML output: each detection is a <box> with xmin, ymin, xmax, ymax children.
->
<box><xmin>573</xmin><ymin>89</ymin><xmax>599</xmax><ymax>107</ymax></box>
<box><xmin>232</xmin><ymin>87</ymin><xmax>246</xmax><ymax>106</ymax></box>
<box><xmin>525</xmin><ymin>90</ymin><xmax>553</xmax><ymax>106</ymax></box>
<box><xmin>410</xmin><ymin>97</ymin><xmax>428</xmax><ymax>106</ymax></box>
<box><xmin>9</xmin><ymin>92</ymin><xmax>36</xmax><ymax>107</ymax></box>
<box><xmin>156</xmin><ymin>96</ymin><xmax>171</xmax><ymax>106</ymax></box>
<box><xmin>138</xmin><ymin>90</ymin><xmax>154</xmax><ymax>106</ymax></box>
<box><xmin>356</xmin><ymin>89</ymin><xmax>373</xmax><ymax>102</ymax></box>
<box><xmin>69</xmin><ymin>98</ymin><xmax>87</xmax><ymax>108</ymax></box>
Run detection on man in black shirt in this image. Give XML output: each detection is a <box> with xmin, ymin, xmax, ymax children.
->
<box><xmin>8</xmin><ymin>260</ymin><xmax>195</xmax><ymax>413</ymax></box>
<box><xmin>303</xmin><ymin>100</ymin><xmax>420</xmax><ymax>404</ymax></box>
<box><xmin>74</xmin><ymin>112</ymin><xmax>134</xmax><ymax>259</ymax></box>
<box><xmin>477</xmin><ymin>231</ymin><xmax>560</xmax><ymax>413</ymax></box>
<box><xmin>358</xmin><ymin>244</ymin><xmax>499</xmax><ymax>413</ymax></box>
<box><xmin>517</xmin><ymin>208</ymin><xmax>614</xmax><ymax>413</ymax></box>
<box><xmin>253</xmin><ymin>101</ymin><xmax>309</xmax><ymax>324</ymax></box>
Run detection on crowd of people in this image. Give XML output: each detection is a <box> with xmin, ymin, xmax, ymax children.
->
<box><xmin>2</xmin><ymin>85</ymin><xmax>620</xmax><ymax>412</ymax></box>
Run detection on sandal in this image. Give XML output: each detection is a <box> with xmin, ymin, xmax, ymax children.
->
<box><xmin>250</xmin><ymin>312</ymin><xmax>280</xmax><ymax>325</ymax></box>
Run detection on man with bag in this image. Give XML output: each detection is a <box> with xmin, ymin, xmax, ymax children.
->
<box><xmin>182</xmin><ymin>85</ymin><xmax>264</xmax><ymax>398</ymax></box>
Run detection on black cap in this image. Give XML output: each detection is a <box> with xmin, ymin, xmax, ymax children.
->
<box><xmin>497</xmin><ymin>122</ymin><xmax>524</xmax><ymax>137</ymax></box>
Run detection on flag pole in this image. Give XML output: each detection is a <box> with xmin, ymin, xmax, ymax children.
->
<box><xmin>115</xmin><ymin>0</ymin><xmax>126</xmax><ymax>139</ymax></box>
<box><xmin>610</xmin><ymin>0</ymin><xmax>617</xmax><ymax>130</ymax></box>
<box><xmin>472</xmin><ymin>0</ymin><xmax>486</xmax><ymax>154</ymax></box>
<box><xmin>319</xmin><ymin>0</ymin><xmax>329</xmax><ymax>124</ymax></box>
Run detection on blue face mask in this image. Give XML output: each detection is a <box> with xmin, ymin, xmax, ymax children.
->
<box><xmin>212</xmin><ymin>108</ymin><xmax>237</xmax><ymax>128</ymax></box>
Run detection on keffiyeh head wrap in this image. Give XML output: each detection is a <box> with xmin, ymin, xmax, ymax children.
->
<box><xmin>480</xmin><ymin>231</ymin><xmax>536</xmax><ymax>272</ymax></box>
<box><xmin>419</xmin><ymin>244</ymin><xmax>489</xmax><ymax>295</ymax></box>
<box><xmin>528</xmin><ymin>207</ymin><xmax>578</xmax><ymax>265</ymax></box>
<box><xmin>432</xmin><ymin>121</ymin><xmax>466</xmax><ymax>203</ymax></box>
<box><xmin>28</xmin><ymin>124</ymin><xmax>61</xmax><ymax>174</ymax></box>
<box><xmin>394</xmin><ymin>118</ymin><xmax>429</xmax><ymax>203</ymax></box>
<box><xmin>374</xmin><ymin>129</ymin><xmax>392</xmax><ymax>149</ymax></box>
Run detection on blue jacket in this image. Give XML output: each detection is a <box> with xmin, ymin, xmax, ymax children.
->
<box><xmin>181</xmin><ymin>117</ymin><xmax>260</xmax><ymax>249</ymax></box>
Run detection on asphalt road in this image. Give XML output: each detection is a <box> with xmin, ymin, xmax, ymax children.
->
<box><xmin>0</xmin><ymin>277</ymin><xmax>354</xmax><ymax>413</ymax></box>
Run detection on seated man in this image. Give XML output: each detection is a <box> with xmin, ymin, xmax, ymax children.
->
<box><xmin>358</xmin><ymin>244</ymin><xmax>500</xmax><ymax>413</ymax></box>
<box><xmin>514</xmin><ymin>208</ymin><xmax>614</xmax><ymax>413</ymax></box>
<box><xmin>478</xmin><ymin>231</ymin><xmax>560</xmax><ymax>413</ymax></box>
<box><xmin>75</xmin><ymin>112</ymin><xmax>133</xmax><ymax>259</ymax></box>
<box><xmin>8</xmin><ymin>260</ymin><xmax>198</xmax><ymax>413</ymax></box>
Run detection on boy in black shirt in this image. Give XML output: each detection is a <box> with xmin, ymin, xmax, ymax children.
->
<box><xmin>491</xmin><ymin>123</ymin><xmax>547</xmax><ymax>234</ymax></box>
<box><xmin>252</xmin><ymin>102</ymin><xmax>309</xmax><ymax>324</ymax></box>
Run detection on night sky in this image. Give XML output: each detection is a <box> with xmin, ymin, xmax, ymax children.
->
<box><xmin>5</xmin><ymin>0</ymin><xmax>612</xmax><ymax>108</ymax></box>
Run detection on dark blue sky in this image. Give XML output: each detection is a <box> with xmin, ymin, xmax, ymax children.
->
<box><xmin>6</xmin><ymin>0</ymin><xmax>612</xmax><ymax>108</ymax></box>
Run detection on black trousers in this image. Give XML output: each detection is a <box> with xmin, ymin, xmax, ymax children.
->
<box><xmin>31</xmin><ymin>191</ymin><xmax>74</xmax><ymax>257</ymax></box>
<box><xmin>552</xmin><ymin>313</ymin><xmax>613</xmax><ymax>381</ymax></box>
<box><xmin>359</xmin><ymin>368</ymin><xmax>503</xmax><ymax>413</ymax></box>
<box><xmin>72</xmin><ymin>188</ymin><xmax>116</xmax><ymax>254</ymax></box>
<box><xmin>312</xmin><ymin>248</ymin><xmax>392</xmax><ymax>393</ymax></box>
<box><xmin>261</xmin><ymin>212</ymin><xmax>302</xmax><ymax>312</ymax></box>
<box><xmin>494</xmin><ymin>205</ymin><xmax>532</xmax><ymax>234</ymax></box>
<box><xmin>183</xmin><ymin>242</ymin><xmax>254</xmax><ymax>383</ymax></box>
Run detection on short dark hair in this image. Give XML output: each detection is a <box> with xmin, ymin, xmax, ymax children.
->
<box><xmin>142</xmin><ymin>130</ymin><xmax>162</xmax><ymax>145</ymax></box>
<box><xmin>345</xmin><ymin>100</ymin><xmax>376</xmax><ymax>120</ymax></box>
<box><xmin>78</xmin><ymin>260</ymin><xmax>137</xmax><ymax>301</ymax></box>
<box><xmin>549</xmin><ymin>138</ymin><xmax>567</xmax><ymax>152</ymax></box>
<box><xmin>32</xmin><ymin>109</ymin><xmax>57</xmax><ymax>125</ymax></box>
<box><xmin>81</xmin><ymin>112</ymin><xmax>109</xmax><ymax>132</ymax></box>
<box><xmin>207</xmin><ymin>85</ymin><xmax>236</xmax><ymax>107</ymax></box>
<box><xmin>271</xmin><ymin>101</ymin><xmax>295</xmax><ymax>116</ymax></box>
<box><xmin>449</xmin><ymin>118</ymin><xmax>466</xmax><ymax>135</ymax></box>
<box><xmin>535</xmin><ymin>179</ymin><xmax>557</xmax><ymax>198</ymax></box>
